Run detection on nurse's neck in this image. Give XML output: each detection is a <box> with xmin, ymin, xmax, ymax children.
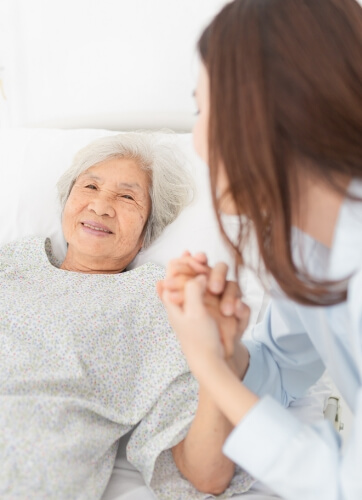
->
<box><xmin>293</xmin><ymin>171</ymin><xmax>350</xmax><ymax>249</ymax></box>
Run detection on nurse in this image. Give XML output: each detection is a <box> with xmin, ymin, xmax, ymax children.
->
<box><xmin>161</xmin><ymin>0</ymin><xmax>362</xmax><ymax>498</ymax></box>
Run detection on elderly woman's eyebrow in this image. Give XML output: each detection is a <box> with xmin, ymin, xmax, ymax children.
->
<box><xmin>117</xmin><ymin>182</ymin><xmax>144</xmax><ymax>192</ymax></box>
<box><xmin>78</xmin><ymin>173</ymin><xmax>100</xmax><ymax>182</ymax></box>
<box><xmin>78</xmin><ymin>173</ymin><xmax>143</xmax><ymax>192</ymax></box>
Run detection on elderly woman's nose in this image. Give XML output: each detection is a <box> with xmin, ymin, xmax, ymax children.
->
<box><xmin>87</xmin><ymin>194</ymin><xmax>116</xmax><ymax>217</ymax></box>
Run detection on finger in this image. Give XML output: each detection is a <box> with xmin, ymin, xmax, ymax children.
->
<box><xmin>166</xmin><ymin>257</ymin><xmax>209</xmax><ymax>279</ymax></box>
<box><xmin>163</xmin><ymin>274</ymin><xmax>196</xmax><ymax>291</ymax></box>
<box><xmin>183</xmin><ymin>275</ymin><xmax>208</xmax><ymax>316</ymax></box>
<box><xmin>223</xmin><ymin>335</ymin><xmax>235</xmax><ymax>358</ymax></box>
<box><xmin>203</xmin><ymin>293</ymin><xmax>221</xmax><ymax>322</ymax></box>
<box><xmin>161</xmin><ymin>289</ymin><xmax>184</xmax><ymax>319</ymax></box>
<box><xmin>166</xmin><ymin>260</ymin><xmax>195</xmax><ymax>280</ymax></box>
<box><xmin>214</xmin><ymin>313</ymin><xmax>239</xmax><ymax>355</ymax></box>
<box><xmin>220</xmin><ymin>281</ymin><xmax>241</xmax><ymax>317</ymax></box>
<box><xmin>203</xmin><ymin>290</ymin><xmax>220</xmax><ymax>309</ymax></box>
<box><xmin>167</xmin><ymin>290</ymin><xmax>184</xmax><ymax>305</ymax></box>
<box><xmin>192</xmin><ymin>252</ymin><xmax>208</xmax><ymax>264</ymax></box>
<box><xmin>235</xmin><ymin>301</ymin><xmax>251</xmax><ymax>335</ymax></box>
<box><xmin>165</xmin><ymin>264</ymin><xmax>198</xmax><ymax>286</ymax></box>
<box><xmin>235</xmin><ymin>298</ymin><xmax>248</xmax><ymax>319</ymax></box>
<box><xmin>181</xmin><ymin>257</ymin><xmax>209</xmax><ymax>275</ymax></box>
<box><xmin>156</xmin><ymin>280</ymin><xmax>164</xmax><ymax>299</ymax></box>
<box><xmin>208</xmin><ymin>262</ymin><xmax>229</xmax><ymax>294</ymax></box>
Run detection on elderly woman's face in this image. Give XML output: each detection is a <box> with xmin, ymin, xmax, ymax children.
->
<box><xmin>61</xmin><ymin>157</ymin><xmax>151</xmax><ymax>273</ymax></box>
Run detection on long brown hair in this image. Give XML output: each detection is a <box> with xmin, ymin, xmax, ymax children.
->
<box><xmin>198</xmin><ymin>0</ymin><xmax>362</xmax><ymax>306</ymax></box>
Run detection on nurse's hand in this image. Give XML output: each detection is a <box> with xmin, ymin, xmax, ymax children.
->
<box><xmin>157</xmin><ymin>252</ymin><xmax>250</xmax><ymax>376</ymax></box>
<box><xmin>159</xmin><ymin>251</ymin><xmax>245</xmax><ymax>321</ymax></box>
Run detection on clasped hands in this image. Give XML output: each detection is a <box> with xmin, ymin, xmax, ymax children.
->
<box><xmin>157</xmin><ymin>251</ymin><xmax>250</xmax><ymax>380</ymax></box>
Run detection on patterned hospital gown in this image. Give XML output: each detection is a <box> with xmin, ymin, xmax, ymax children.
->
<box><xmin>0</xmin><ymin>237</ymin><xmax>254</xmax><ymax>500</ymax></box>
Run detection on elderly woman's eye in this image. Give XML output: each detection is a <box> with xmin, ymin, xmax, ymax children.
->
<box><xmin>85</xmin><ymin>184</ymin><xmax>97</xmax><ymax>190</ymax></box>
<box><xmin>121</xmin><ymin>194</ymin><xmax>134</xmax><ymax>201</ymax></box>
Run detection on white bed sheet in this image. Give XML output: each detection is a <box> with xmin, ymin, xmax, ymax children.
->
<box><xmin>102</xmin><ymin>432</ymin><xmax>281</xmax><ymax>500</ymax></box>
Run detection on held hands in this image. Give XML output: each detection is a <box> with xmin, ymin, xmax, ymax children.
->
<box><xmin>157</xmin><ymin>252</ymin><xmax>250</xmax><ymax>378</ymax></box>
<box><xmin>162</xmin><ymin>275</ymin><xmax>225</xmax><ymax>375</ymax></box>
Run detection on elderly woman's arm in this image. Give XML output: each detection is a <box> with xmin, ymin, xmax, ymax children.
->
<box><xmin>172</xmin><ymin>385</ymin><xmax>235</xmax><ymax>495</ymax></box>
<box><xmin>171</xmin><ymin>344</ymin><xmax>248</xmax><ymax>495</ymax></box>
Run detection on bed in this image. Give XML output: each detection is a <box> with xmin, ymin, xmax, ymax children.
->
<box><xmin>0</xmin><ymin>0</ymin><xmax>346</xmax><ymax>497</ymax></box>
<box><xmin>0</xmin><ymin>126</ymin><xmax>335</xmax><ymax>500</ymax></box>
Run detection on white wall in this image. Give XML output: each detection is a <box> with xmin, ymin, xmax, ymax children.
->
<box><xmin>0</xmin><ymin>0</ymin><xmax>229</xmax><ymax>130</ymax></box>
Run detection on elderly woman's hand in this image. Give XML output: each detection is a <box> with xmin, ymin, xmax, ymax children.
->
<box><xmin>157</xmin><ymin>252</ymin><xmax>250</xmax><ymax>377</ymax></box>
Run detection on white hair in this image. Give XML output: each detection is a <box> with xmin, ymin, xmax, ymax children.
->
<box><xmin>57</xmin><ymin>132</ymin><xmax>194</xmax><ymax>248</ymax></box>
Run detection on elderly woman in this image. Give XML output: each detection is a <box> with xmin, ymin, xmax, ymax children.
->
<box><xmin>0</xmin><ymin>132</ymin><xmax>253</xmax><ymax>500</ymax></box>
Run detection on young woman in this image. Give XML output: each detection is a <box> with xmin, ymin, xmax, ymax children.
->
<box><xmin>161</xmin><ymin>0</ymin><xmax>362</xmax><ymax>498</ymax></box>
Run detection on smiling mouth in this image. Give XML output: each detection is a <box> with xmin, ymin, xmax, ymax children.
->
<box><xmin>82</xmin><ymin>222</ymin><xmax>113</xmax><ymax>234</ymax></box>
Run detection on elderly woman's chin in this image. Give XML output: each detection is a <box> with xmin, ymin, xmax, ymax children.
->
<box><xmin>62</xmin><ymin>227</ymin><xmax>144</xmax><ymax>274</ymax></box>
<box><xmin>77</xmin><ymin>225</ymin><xmax>118</xmax><ymax>251</ymax></box>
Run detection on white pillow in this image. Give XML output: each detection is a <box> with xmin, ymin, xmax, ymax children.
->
<box><xmin>0</xmin><ymin>128</ymin><xmax>264</xmax><ymax>323</ymax></box>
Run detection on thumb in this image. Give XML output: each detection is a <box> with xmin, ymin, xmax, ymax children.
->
<box><xmin>156</xmin><ymin>280</ymin><xmax>164</xmax><ymax>299</ymax></box>
<box><xmin>193</xmin><ymin>252</ymin><xmax>208</xmax><ymax>264</ymax></box>
<box><xmin>161</xmin><ymin>289</ymin><xmax>183</xmax><ymax>320</ymax></box>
